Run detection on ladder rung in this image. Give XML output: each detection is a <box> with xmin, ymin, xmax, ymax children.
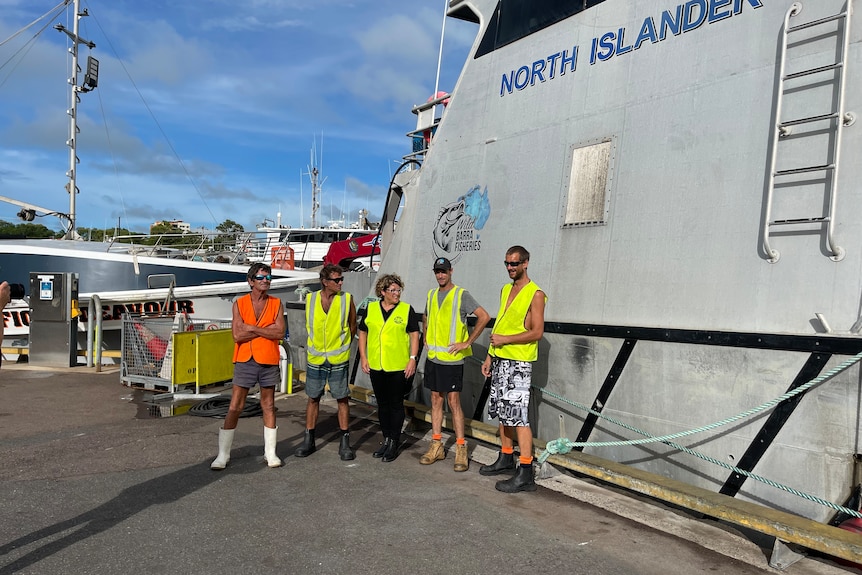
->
<box><xmin>770</xmin><ymin>217</ymin><xmax>829</xmax><ymax>226</ymax></box>
<box><xmin>787</xmin><ymin>12</ymin><xmax>846</xmax><ymax>33</ymax></box>
<box><xmin>784</xmin><ymin>62</ymin><xmax>842</xmax><ymax>81</ymax></box>
<box><xmin>774</xmin><ymin>164</ymin><xmax>835</xmax><ymax>176</ymax></box>
<box><xmin>779</xmin><ymin>112</ymin><xmax>839</xmax><ymax>128</ymax></box>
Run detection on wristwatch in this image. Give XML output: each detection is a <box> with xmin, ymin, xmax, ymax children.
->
<box><xmin>409</xmin><ymin>355</ymin><xmax>417</xmax><ymax>360</ymax></box>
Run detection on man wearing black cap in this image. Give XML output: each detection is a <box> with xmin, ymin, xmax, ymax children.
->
<box><xmin>421</xmin><ymin>257</ymin><xmax>490</xmax><ymax>471</ymax></box>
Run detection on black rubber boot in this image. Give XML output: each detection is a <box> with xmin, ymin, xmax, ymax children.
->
<box><xmin>338</xmin><ymin>432</ymin><xmax>355</xmax><ymax>461</ymax></box>
<box><xmin>479</xmin><ymin>451</ymin><xmax>516</xmax><ymax>476</ymax></box>
<box><xmin>294</xmin><ymin>429</ymin><xmax>316</xmax><ymax>457</ymax></box>
<box><xmin>495</xmin><ymin>464</ymin><xmax>537</xmax><ymax>493</ymax></box>
<box><xmin>381</xmin><ymin>437</ymin><xmax>400</xmax><ymax>462</ymax></box>
<box><xmin>373</xmin><ymin>438</ymin><xmax>390</xmax><ymax>458</ymax></box>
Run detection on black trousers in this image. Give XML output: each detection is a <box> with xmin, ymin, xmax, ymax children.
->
<box><xmin>369</xmin><ymin>369</ymin><xmax>407</xmax><ymax>440</ymax></box>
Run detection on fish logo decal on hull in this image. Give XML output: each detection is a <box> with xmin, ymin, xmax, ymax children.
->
<box><xmin>432</xmin><ymin>185</ymin><xmax>490</xmax><ymax>264</ymax></box>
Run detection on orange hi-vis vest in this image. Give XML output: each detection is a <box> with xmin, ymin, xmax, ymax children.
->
<box><xmin>232</xmin><ymin>293</ymin><xmax>281</xmax><ymax>365</ymax></box>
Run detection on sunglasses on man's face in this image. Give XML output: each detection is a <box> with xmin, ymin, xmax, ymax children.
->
<box><xmin>253</xmin><ymin>274</ymin><xmax>273</xmax><ymax>281</ymax></box>
<box><xmin>327</xmin><ymin>277</ymin><xmax>344</xmax><ymax>283</ymax></box>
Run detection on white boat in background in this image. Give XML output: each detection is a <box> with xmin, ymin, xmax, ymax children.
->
<box><xmin>244</xmin><ymin>147</ymin><xmax>378</xmax><ymax>269</ymax></box>
<box><xmin>2</xmin><ymin>276</ymin><xmax>317</xmax><ymax>361</ymax></box>
<box><xmin>247</xmin><ymin>214</ymin><xmax>376</xmax><ymax>270</ymax></box>
<box><xmin>362</xmin><ymin>0</ymin><xmax>862</xmax><ymax>530</ymax></box>
<box><xmin>0</xmin><ymin>235</ymin><xmax>315</xmax><ymax>294</ymax></box>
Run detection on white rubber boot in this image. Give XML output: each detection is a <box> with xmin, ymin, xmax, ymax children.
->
<box><xmin>263</xmin><ymin>426</ymin><xmax>283</xmax><ymax>468</ymax></box>
<box><xmin>211</xmin><ymin>427</ymin><xmax>234</xmax><ymax>470</ymax></box>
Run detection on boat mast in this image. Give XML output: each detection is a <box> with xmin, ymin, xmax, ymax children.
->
<box><xmin>310</xmin><ymin>164</ymin><xmax>320</xmax><ymax>229</ymax></box>
<box><xmin>307</xmin><ymin>137</ymin><xmax>325</xmax><ymax>229</ymax></box>
<box><xmin>55</xmin><ymin>0</ymin><xmax>97</xmax><ymax>240</ymax></box>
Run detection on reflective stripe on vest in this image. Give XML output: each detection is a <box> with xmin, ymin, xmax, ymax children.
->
<box><xmin>489</xmin><ymin>280</ymin><xmax>544</xmax><ymax>362</ymax></box>
<box><xmin>425</xmin><ymin>286</ymin><xmax>471</xmax><ymax>363</ymax></box>
<box><xmin>306</xmin><ymin>291</ymin><xmax>352</xmax><ymax>365</ymax></box>
<box><xmin>365</xmin><ymin>301</ymin><xmax>410</xmax><ymax>371</ymax></box>
<box><xmin>232</xmin><ymin>294</ymin><xmax>281</xmax><ymax>365</ymax></box>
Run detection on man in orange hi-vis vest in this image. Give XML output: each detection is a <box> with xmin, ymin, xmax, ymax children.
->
<box><xmin>211</xmin><ymin>263</ymin><xmax>286</xmax><ymax>470</ymax></box>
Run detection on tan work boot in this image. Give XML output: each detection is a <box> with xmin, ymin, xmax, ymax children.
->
<box><xmin>420</xmin><ymin>440</ymin><xmax>445</xmax><ymax>465</ymax></box>
<box><xmin>453</xmin><ymin>443</ymin><xmax>469</xmax><ymax>472</ymax></box>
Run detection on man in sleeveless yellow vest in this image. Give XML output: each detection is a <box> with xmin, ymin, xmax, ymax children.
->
<box><xmin>420</xmin><ymin>257</ymin><xmax>489</xmax><ymax>471</ymax></box>
<box><xmin>211</xmin><ymin>263</ymin><xmax>285</xmax><ymax>470</ymax></box>
<box><xmin>295</xmin><ymin>264</ymin><xmax>358</xmax><ymax>460</ymax></box>
<box><xmin>480</xmin><ymin>246</ymin><xmax>546</xmax><ymax>493</ymax></box>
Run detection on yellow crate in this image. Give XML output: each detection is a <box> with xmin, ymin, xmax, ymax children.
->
<box><xmin>171</xmin><ymin>329</ymin><xmax>234</xmax><ymax>392</ymax></box>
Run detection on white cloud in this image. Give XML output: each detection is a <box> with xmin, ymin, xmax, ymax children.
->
<box><xmin>0</xmin><ymin>0</ymin><xmax>474</xmax><ymax>232</ymax></box>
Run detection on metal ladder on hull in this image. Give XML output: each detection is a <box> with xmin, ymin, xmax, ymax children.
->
<box><xmin>762</xmin><ymin>2</ymin><xmax>855</xmax><ymax>263</ymax></box>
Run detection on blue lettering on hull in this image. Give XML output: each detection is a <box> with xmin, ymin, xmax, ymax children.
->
<box><xmin>501</xmin><ymin>0</ymin><xmax>763</xmax><ymax>96</ymax></box>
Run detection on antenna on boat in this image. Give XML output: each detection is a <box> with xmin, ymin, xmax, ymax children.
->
<box><xmin>305</xmin><ymin>135</ymin><xmax>327</xmax><ymax>229</ymax></box>
<box><xmin>310</xmin><ymin>150</ymin><xmax>320</xmax><ymax>229</ymax></box>
<box><xmin>54</xmin><ymin>0</ymin><xmax>98</xmax><ymax>240</ymax></box>
<box><xmin>432</xmin><ymin>0</ymin><xmax>447</xmax><ymax>120</ymax></box>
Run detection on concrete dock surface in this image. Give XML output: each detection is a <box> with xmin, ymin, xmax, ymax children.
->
<box><xmin>0</xmin><ymin>365</ymin><xmax>856</xmax><ymax>575</ymax></box>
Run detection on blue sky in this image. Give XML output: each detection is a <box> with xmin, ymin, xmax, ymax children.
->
<box><xmin>0</xmin><ymin>0</ymin><xmax>476</xmax><ymax>234</ymax></box>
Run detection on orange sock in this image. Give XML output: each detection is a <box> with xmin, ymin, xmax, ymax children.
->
<box><xmin>519</xmin><ymin>455</ymin><xmax>533</xmax><ymax>466</ymax></box>
<box><xmin>501</xmin><ymin>446</ymin><xmax>514</xmax><ymax>455</ymax></box>
<box><xmin>432</xmin><ymin>434</ymin><xmax>442</xmax><ymax>441</ymax></box>
<box><xmin>456</xmin><ymin>437</ymin><xmax>466</xmax><ymax>445</ymax></box>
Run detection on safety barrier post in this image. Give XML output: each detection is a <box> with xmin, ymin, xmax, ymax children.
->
<box><xmin>86</xmin><ymin>294</ymin><xmax>103</xmax><ymax>370</ymax></box>
<box><xmin>279</xmin><ymin>345</ymin><xmax>293</xmax><ymax>394</ymax></box>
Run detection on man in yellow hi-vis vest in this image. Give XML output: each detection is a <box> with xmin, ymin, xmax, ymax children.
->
<box><xmin>480</xmin><ymin>246</ymin><xmax>546</xmax><ymax>493</ymax></box>
<box><xmin>421</xmin><ymin>257</ymin><xmax>489</xmax><ymax>472</ymax></box>
<box><xmin>296</xmin><ymin>264</ymin><xmax>357</xmax><ymax>460</ymax></box>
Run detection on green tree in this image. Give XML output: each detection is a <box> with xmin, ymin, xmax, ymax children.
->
<box><xmin>216</xmin><ymin>219</ymin><xmax>245</xmax><ymax>234</ymax></box>
<box><xmin>214</xmin><ymin>219</ymin><xmax>245</xmax><ymax>252</ymax></box>
<box><xmin>0</xmin><ymin>220</ymin><xmax>58</xmax><ymax>238</ymax></box>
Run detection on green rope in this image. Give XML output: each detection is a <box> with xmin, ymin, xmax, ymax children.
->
<box><xmin>536</xmin><ymin>350</ymin><xmax>862</xmax><ymax>519</ymax></box>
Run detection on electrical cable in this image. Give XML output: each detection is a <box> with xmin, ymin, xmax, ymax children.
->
<box><xmin>188</xmin><ymin>396</ymin><xmax>267</xmax><ymax>419</ymax></box>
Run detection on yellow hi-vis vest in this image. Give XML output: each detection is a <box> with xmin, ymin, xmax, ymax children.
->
<box><xmin>306</xmin><ymin>291</ymin><xmax>352</xmax><ymax>365</ymax></box>
<box><xmin>489</xmin><ymin>280</ymin><xmax>545</xmax><ymax>362</ymax></box>
<box><xmin>365</xmin><ymin>301</ymin><xmax>410</xmax><ymax>372</ymax></box>
<box><xmin>425</xmin><ymin>286</ymin><xmax>471</xmax><ymax>364</ymax></box>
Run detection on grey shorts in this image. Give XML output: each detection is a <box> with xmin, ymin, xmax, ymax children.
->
<box><xmin>305</xmin><ymin>360</ymin><xmax>350</xmax><ymax>400</ymax></box>
<box><xmin>487</xmin><ymin>358</ymin><xmax>532</xmax><ymax>427</ymax></box>
<box><xmin>233</xmin><ymin>359</ymin><xmax>281</xmax><ymax>389</ymax></box>
<box><xmin>424</xmin><ymin>360</ymin><xmax>463</xmax><ymax>393</ymax></box>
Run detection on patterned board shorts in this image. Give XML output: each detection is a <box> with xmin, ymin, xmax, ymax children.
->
<box><xmin>488</xmin><ymin>358</ymin><xmax>532</xmax><ymax>427</ymax></box>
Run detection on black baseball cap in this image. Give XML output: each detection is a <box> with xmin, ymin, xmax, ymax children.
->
<box><xmin>433</xmin><ymin>257</ymin><xmax>452</xmax><ymax>271</ymax></box>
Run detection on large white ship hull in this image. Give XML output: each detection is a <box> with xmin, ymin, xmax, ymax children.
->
<box><xmin>372</xmin><ymin>0</ymin><xmax>862</xmax><ymax>522</ymax></box>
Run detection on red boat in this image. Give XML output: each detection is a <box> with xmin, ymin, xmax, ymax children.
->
<box><xmin>323</xmin><ymin>233</ymin><xmax>380</xmax><ymax>269</ymax></box>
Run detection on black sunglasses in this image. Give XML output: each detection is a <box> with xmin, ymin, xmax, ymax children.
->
<box><xmin>327</xmin><ymin>277</ymin><xmax>344</xmax><ymax>283</ymax></box>
<box><xmin>503</xmin><ymin>260</ymin><xmax>524</xmax><ymax>268</ymax></box>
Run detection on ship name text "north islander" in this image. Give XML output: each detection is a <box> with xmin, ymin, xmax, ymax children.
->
<box><xmin>500</xmin><ymin>0</ymin><xmax>763</xmax><ymax>97</ymax></box>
